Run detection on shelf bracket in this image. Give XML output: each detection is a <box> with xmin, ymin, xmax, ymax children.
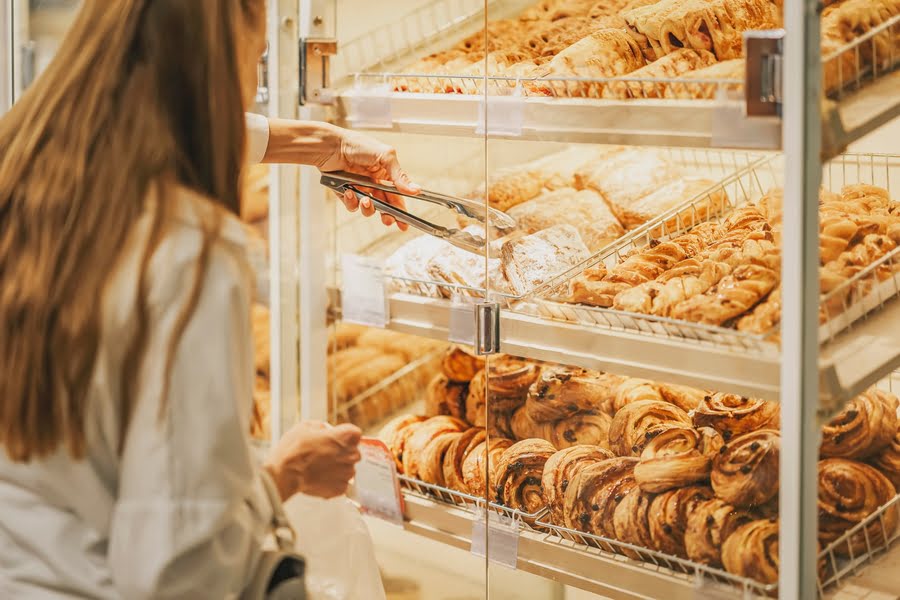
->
<box><xmin>475</xmin><ymin>302</ymin><xmax>500</xmax><ymax>356</ymax></box>
<box><xmin>299</xmin><ymin>37</ymin><xmax>337</xmax><ymax>106</ymax></box>
<box><xmin>745</xmin><ymin>29</ymin><xmax>785</xmax><ymax>117</ymax></box>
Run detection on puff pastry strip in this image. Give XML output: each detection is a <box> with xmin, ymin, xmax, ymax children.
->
<box><xmin>602</xmin><ymin>48</ymin><xmax>718</xmax><ymax>99</ymax></box>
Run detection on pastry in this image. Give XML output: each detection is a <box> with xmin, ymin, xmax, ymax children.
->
<box><xmin>355</xmin><ymin>329</ymin><xmax>445</xmax><ymax>362</ymax></box>
<box><xmin>602</xmin><ymin>49</ymin><xmax>718</xmax><ymax>99</ymax></box>
<box><xmin>711</xmin><ymin>429</ymin><xmax>780</xmax><ymax>508</ymax></box>
<box><xmin>527</xmin><ymin>146</ymin><xmax>623</xmax><ymax>191</ymax></box>
<box><xmin>418</xmin><ymin>430</ymin><xmax>465</xmax><ymax>487</ymax></box>
<box><xmin>871</xmin><ymin>424</ymin><xmax>900</xmax><ymax>489</ymax></box>
<box><xmin>425</xmin><ymin>374</ymin><xmax>469</xmax><ymax>420</ymax></box>
<box><xmin>333</xmin><ymin>354</ymin><xmax>407</xmax><ymax>404</ymax></box>
<box><xmin>442</xmin><ymin>345</ymin><xmax>485</xmax><ymax>382</ymax></box>
<box><xmin>443</xmin><ymin>428</ymin><xmax>487</xmax><ymax>492</ymax></box>
<box><xmin>721</xmin><ymin>519</ymin><xmax>780</xmax><ymax>585</ymax></box>
<box><xmin>656</xmin><ymin>382</ymin><xmax>705</xmax><ymax>413</ymax></box>
<box><xmin>684</xmin><ymin>499</ymin><xmax>755</xmax><ymax>567</ymax></box>
<box><xmin>542</xmin><ymin>445</ymin><xmax>614</xmax><ymax>525</ymax></box>
<box><xmin>663</xmin><ymin>58</ymin><xmax>745</xmax><ymax>100</ymax></box>
<box><xmin>821</xmin><ymin>0</ymin><xmax>900</xmax><ymax>93</ymax></box>
<box><xmin>564</xmin><ymin>457</ymin><xmax>639</xmax><ymax>540</ymax></box>
<box><xmin>820</xmin><ymin>388</ymin><xmax>899</xmax><ymax>459</ymax></box>
<box><xmin>547</xmin><ymin>412</ymin><xmax>613</xmax><ymax>450</ymax></box>
<box><xmin>327</xmin><ymin>322</ymin><xmax>368</xmax><ymax>352</ymax></box>
<box><xmin>465</xmin><ymin>359</ymin><xmax>541</xmax><ymax>426</ymax></box>
<box><xmin>610</xmin><ymin>378</ymin><xmax>663</xmax><ymax>414</ymax></box>
<box><xmin>818</xmin><ymin>457</ymin><xmax>898</xmax><ymax>557</ymax></box>
<box><xmin>380</xmin><ymin>415</ymin><xmax>428</xmax><ymax>472</ymax></box>
<box><xmin>820</xmin><ymin>234</ymin><xmax>897</xmax><ymax>316</ymax></box>
<box><xmin>402</xmin><ymin>416</ymin><xmax>469</xmax><ymax>480</ymax></box>
<box><xmin>613</xmin><ymin>487</ymin><xmax>657</xmax><ymax>559</ymax></box>
<box><xmin>465</xmin><ymin>369</ymin><xmax>488</xmax><ymax>427</ymax></box>
<box><xmin>691</xmin><ymin>393</ymin><xmax>780</xmax><ymax>441</ymax></box>
<box><xmin>647</xmin><ymin>485</ymin><xmax>716</xmax><ymax>558</ymax></box>
<box><xmin>384</xmin><ymin>233</ymin><xmax>449</xmax><ymax>296</ymax></box>
<box><xmin>251</xmin><ymin>304</ymin><xmax>270</xmax><ymax>377</ymax></box>
<box><xmin>462</xmin><ymin>437</ymin><xmax>515</xmax><ymax>498</ymax></box>
<box><xmin>608</xmin><ymin>400</ymin><xmax>692</xmax><ymax>457</ymax></box>
<box><xmin>426</xmin><ymin>235</ymin><xmax>508</xmax><ymax>298</ymax></box>
<box><xmin>634</xmin><ymin>426</ymin><xmax>724</xmax><ymax>492</ymax></box>
<box><xmin>736</xmin><ymin>288</ymin><xmax>781</xmax><ymax>334</ymax></box>
<box><xmin>494</xmin><ymin>438</ymin><xmax>557</xmax><ymax>512</ymax></box>
<box><xmin>501</xmin><ymin>224</ymin><xmax>592</xmax><ymax>296</ymax></box>
<box><xmin>526</xmin><ymin>367</ymin><xmax>624</xmax><ymax>422</ymax></box>
<box><xmin>670</xmin><ymin>262</ymin><xmax>780</xmax><ymax>326</ymax></box>
<box><xmin>511</xmin><ymin>405</ymin><xmax>545</xmax><ymax>441</ymax></box>
<box><xmin>621</xmin><ymin>176</ymin><xmax>725</xmax><ymax>230</ymax></box>
<box><xmin>468</xmin><ymin>167</ymin><xmax>545</xmax><ymax>213</ymax></box>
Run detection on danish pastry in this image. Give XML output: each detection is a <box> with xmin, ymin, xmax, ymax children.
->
<box><xmin>711</xmin><ymin>429</ymin><xmax>780</xmax><ymax>508</ymax></box>
<box><xmin>494</xmin><ymin>438</ymin><xmax>557</xmax><ymax>512</ymax></box>
<box><xmin>820</xmin><ymin>388</ymin><xmax>899</xmax><ymax>459</ymax></box>
<box><xmin>647</xmin><ymin>485</ymin><xmax>715</xmax><ymax>558</ymax></box>
<box><xmin>691</xmin><ymin>393</ymin><xmax>780</xmax><ymax>441</ymax></box>
<box><xmin>564</xmin><ymin>457</ymin><xmax>639</xmax><ymax>539</ymax></box>
<box><xmin>634</xmin><ymin>426</ymin><xmax>724</xmax><ymax>492</ymax></box>
<box><xmin>542</xmin><ymin>445</ymin><xmax>615</xmax><ymax>524</ymax></box>
<box><xmin>684</xmin><ymin>498</ymin><xmax>755</xmax><ymax>567</ymax></box>
<box><xmin>608</xmin><ymin>400</ymin><xmax>692</xmax><ymax>457</ymax></box>
<box><xmin>721</xmin><ymin>519</ymin><xmax>780</xmax><ymax>585</ymax></box>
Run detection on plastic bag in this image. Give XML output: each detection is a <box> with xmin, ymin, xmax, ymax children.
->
<box><xmin>285</xmin><ymin>493</ymin><xmax>386</xmax><ymax>600</ymax></box>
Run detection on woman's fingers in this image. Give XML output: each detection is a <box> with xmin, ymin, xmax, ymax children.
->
<box><xmin>341</xmin><ymin>189</ymin><xmax>359</xmax><ymax>212</ymax></box>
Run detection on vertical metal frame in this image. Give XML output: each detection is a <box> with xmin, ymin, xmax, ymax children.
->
<box><xmin>779</xmin><ymin>0</ymin><xmax>822</xmax><ymax>598</ymax></box>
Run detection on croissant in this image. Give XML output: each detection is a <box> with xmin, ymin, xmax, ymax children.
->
<box><xmin>819</xmin><ymin>212</ymin><xmax>862</xmax><ymax>264</ymax></box>
<box><xmin>684</xmin><ymin>499</ymin><xmax>756</xmax><ymax>567</ymax></box>
<box><xmin>542</xmin><ymin>445</ymin><xmax>614</xmax><ymax>525</ymax></box>
<box><xmin>601</xmin><ymin>48</ymin><xmax>718</xmax><ymax>100</ymax></box>
<box><xmin>608</xmin><ymin>400</ymin><xmax>692</xmax><ymax>457</ymax></box>
<box><xmin>380</xmin><ymin>414</ymin><xmax>428</xmax><ymax>472</ymax></box>
<box><xmin>634</xmin><ymin>426</ymin><xmax>724</xmax><ymax>493</ymax></box>
<box><xmin>462</xmin><ymin>437</ymin><xmax>514</xmax><ymax>498</ymax></box>
<box><xmin>870</xmin><ymin>427</ymin><xmax>900</xmax><ymax>489</ymax></box>
<box><xmin>443</xmin><ymin>428</ymin><xmax>487</xmax><ymax>492</ymax></box>
<box><xmin>721</xmin><ymin>519</ymin><xmax>780</xmax><ymax>585</ymax></box>
<box><xmin>711</xmin><ymin>429</ymin><xmax>780</xmax><ymax>508</ymax></box>
<box><xmin>526</xmin><ymin>367</ymin><xmax>623</xmax><ymax>423</ymax></box>
<box><xmin>818</xmin><ymin>458</ymin><xmax>898</xmax><ymax>557</ymax></box>
<box><xmin>647</xmin><ymin>486</ymin><xmax>715</xmax><ymax>558</ymax></box>
<box><xmin>548</xmin><ymin>412</ymin><xmax>613</xmax><ymax>450</ymax></box>
<box><xmin>820</xmin><ymin>388</ymin><xmax>899</xmax><ymax>459</ymax></box>
<box><xmin>691</xmin><ymin>393</ymin><xmax>780</xmax><ymax>441</ymax></box>
<box><xmin>609</xmin><ymin>378</ymin><xmax>663</xmax><ymax>414</ymax></box>
<box><xmin>403</xmin><ymin>416</ymin><xmax>469</xmax><ymax>480</ymax></box>
<box><xmin>613</xmin><ymin>487</ymin><xmax>657</xmax><ymax>559</ymax></box>
<box><xmin>564</xmin><ymin>457</ymin><xmax>639</xmax><ymax>540</ymax></box>
<box><xmin>494</xmin><ymin>439</ymin><xmax>557</xmax><ymax>512</ymax></box>
<box><xmin>425</xmin><ymin>374</ymin><xmax>469</xmax><ymax>420</ymax></box>
<box><xmin>442</xmin><ymin>345</ymin><xmax>485</xmax><ymax>383</ymax></box>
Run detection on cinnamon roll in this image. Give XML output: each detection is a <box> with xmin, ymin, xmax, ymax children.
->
<box><xmin>425</xmin><ymin>374</ymin><xmax>468</xmax><ymax>420</ymax></box>
<box><xmin>711</xmin><ymin>430</ymin><xmax>780</xmax><ymax>508</ymax></box>
<box><xmin>494</xmin><ymin>439</ymin><xmax>557</xmax><ymax>512</ymax></box>
<box><xmin>691</xmin><ymin>393</ymin><xmax>780</xmax><ymax>441</ymax></box>
<box><xmin>648</xmin><ymin>486</ymin><xmax>715</xmax><ymax>558</ymax></box>
<box><xmin>634</xmin><ymin>426</ymin><xmax>724</xmax><ymax>493</ymax></box>
<box><xmin>511</xmin><ymin>405</ymin><xmax>546</xmax><ymax>441</ymax></box>
<box><xmin>820</xmin><ymin>388</ymin><xmax>899</xmax><ymax>459</ymax></box>
<box><xmin>487</xmin><ymin>357</ymin><xmax>542</xmax><ymax>414</ymax></box>
<box><xmin>613</xmin><ymin>487</ymin><xmax>656</xmax><ymax>559</ymax></box>
<box><xmin>418</xmin><ymin>430</ymin><xmax>465</xmax><ymax>487</ymax></box>
<box><xmin>442</xmin><ymin>345</ymin><xmax>485</xmax><ymax>382</ymax></box>
<box><xmin>610</xmin><ymin>378</ymin><xmax>663</xmax><ymax>415</ymax></box>
<box><xmin>542</xmin><ymin>445</ymin><xmax>614</xmax><ymax>525</ymax></box>
<box><xmin>548</xmin><ymin>412</ymin><xmax>613</xmax><ymax>451</ymax></box>
<box><xmin>462</xmin><ymin>437</ymin><xmax>514</xmax><ymax>498</ymax></box>
<box><xmin>564</xmin><ymin>457</ymin><xmax>639</xmax><ymax>540</ymax></box>
<box><xmin>608</xmin><ymin>400</ymin><xmax>692</xmax><ymax>457</ymax></box>
<box><xmin>721</xmin><ymin>519</ymin><xmax>780</xmax><ymax>585</ymax></box>
<box><xmin>818</xmin><ymin>458</ymin><xmax>898</xmax><ymax>557</ymax></box>
<box><xmin>526</xmin><ymin>367</ymin><xmax>623</xmax><ymax>423</ymax></box>
<box><xmin>684</xmin><ymin>499</ymin><xmax>755</xmax><ymax>567</ymax></box>
<box><xmin>402</xmin><ymin>416</ymin><xmax>468</xmax><ymax>480</ymax></box>
<box><xmin>443</xmin><ymin>428</ymin><xmax>486</xmax><ymax>492</ymax></box>
<box><xmin>870</xmin><ymin>428</ymin><xmax>900</xmax><ymax>489</ymax></box>
<box><xmin>380</xmin><ymin>414</ymin><xmax>428</xmax><ymax>472</ymax></box>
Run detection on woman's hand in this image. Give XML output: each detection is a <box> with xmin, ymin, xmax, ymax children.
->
<box><xmin>264</xmin><ymin>421</ymin><xmax>362</xmax><ymax>501</ymax></box>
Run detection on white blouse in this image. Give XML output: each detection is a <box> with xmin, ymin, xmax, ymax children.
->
<box><xmin>0</xmin><ymin>114</ymin><xmax>276</xmax><ymax>599</ymax></box>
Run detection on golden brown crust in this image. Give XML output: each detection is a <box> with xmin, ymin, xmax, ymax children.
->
<box><xmin>602</xmin><ymin>49</ymin><xmax>718</xmax><ymax>100</ymax></box>
<box><xmin>634</xmin><ymin>426</ymin><xmax>723</xmax><ymax>493</ymax></box>
<box><xmin>380</xmin><ymin>415</ymin><xmax>428</xmax><ymax>472</ymax></box>
<box><xmin>608</xmin><ymin>400</ymin><xmax>692</xmax><ymax>457</ymax></box>
<box><xmin>441</xmin><ymin>345</ymin><xmax>485</xmax><ymax>383</ymax></box>
<box><xmin>613</xmin><ymin>487</ymin><xmax>657</xmax><ymax>558</ymax></box>
<box><xmin>610</xmin><ymin>378</ymin><xmax>664</xmax><ymax>414</ymax></box>
<box><xmin>656</xmin><ymin>382</ymin><xmax>705</xmax><ymax>413</ymax></box>
<box><xmin>691</xmin><ymin>393</ymin><xmax>780</xmax><ymax>441</ymax></box>
<box><xmin>684</xmin><ymin>499</ymin><xmax>755</xmax><ymax>567</ymax></box>
<box><xmin>670</xmin><ymin>262</ymin><xmax>780</xmax><ymax>325</ymax></box>
<box><xmin>564</xmin><ymin>457</ymin><xmax>639</xmax><ymax>539</ymax></box>
<box><xmin>494</xmin><ymin>439</ymin><xmax>557</xmax><ymax>512</ymax></box>
<box><xmin>647</xmin><ymin>486</ymin><xmax>715</xmax><ymax>558</ymax></box>
<box><xmin>711</xmin><ymin>429</ymin><xmax>780</xmax><ymax>508</ymax></box>
<box><xmin>870</xmin><ymin>428</ymin><xmax>900</xmax><ymax>490</ymax></box>
<box><xmin>820</xmin><ymin>388</ymin><xmax>899</xmax><ymax>459</ymax></box>
<box><xmin>542</xmin><ymin>445</ymin><xmax>615</xmax><ymax>525</ymax></box>
<box><xmin>327</xmin><ymin>322</ymin><xmax>368</xmax><ymax>352</ymax></box>
<box><xmin>721</xmin><ymin>519</ymin><xmax>780</xmax><ymax>585</ymax></box>
<box><xmin>402</xmin><ymin>416</ymin><xmax>469</xmax><ymax>480</ymax></box>
<box><xmin>526</xmin><ymin>367</ymin><xmax>624</xmax><ymax>423</ymax></box>
<box><xmin>419</xmin><ymin>431</ymin><xmax>465</xmax><ymax>487</ymax></box>
<box><xmin>548</xmin><ymin>412</ymin><xmax>613</xmax><ymax>450</ymax></box>
<box><xmin>425</xmin><ymin>374</ymin><xmax>469</xmax><ymax>420</ymax></box>
<box><xmin>443</xmin><ymin>428</ymin><xmax>487</xmax><ymax>492</ymax></box>
<box><xmin>462</xmin><ymin>437</ymin><xmax>515</xmax><ymax>498</ymax></box>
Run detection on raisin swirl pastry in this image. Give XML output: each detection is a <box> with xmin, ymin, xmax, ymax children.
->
<box><xmin>711</xmin><ymin>429</ymin><xmax>780</xmax><ymax>508</ymax></box>
<box><xmin>443</xmin><ymin>428</ymin><xmax>486</xmax><ymax>493</ymax></box>
<box><xmin>418</xmin><ymin>430</ymin><xmax>465</xmax><ymax>487</ymax></box>
<box><xmin>818</xmin><ymin>458</ymin><xmax>898</xmax><ymax>557</ymax></box>
<box><xmin>402</xmin><ymin>416</ymin><xmax>469</xmax><ymax>480</ymax></box>
<box><xmin>721</xmin><ymin>519</ymin><xmax>780</xmax><ymax>585</ymax></box>
<box><xmin>542</xmin><ymin>445</ymin><xmax>614</xmax><ymax>525</ymax></box>
<box><xmin>425</xmin><ymin>373</ymin><xmax>468</xmax><ymax>420</ymax></box>
<box><xmin>870</xmin><ymin>427</ymin><xmax>900</xmax><ymax>489</ymax></box>
<box><xmin>564</xmin><ymin>457</ymin><xmax>639</xmax><ymax>540</ymax></box>
<box><xmin>526</xmin><ymin>367</ymin><xmax>623</xmax><ymax>423</ymax></box>
<box><xmin>613</xmin><ymin>487</ymin><xmax>657</xmax><ymax>559</ymax></box>
<box><xmin>494</xmin><ymin>439</ymin><xmax>557</xmax><ymax>512</ymax></box>
<box><xmin>462</xmin><ymin>437</ymin><xmax>514</xmax><ymax>498</ymax></box>
<box><xmin>634</xmin><ymin>426</ymin><xmax>723</xmax><ymax>493</ymax></box>
<box><xmin>684</xmin><ymin>499</ymin><xmax>755</xmax><ymax>567</ymax></box>
<box><xmin>485</xmin><ymin>358</ymin><xmax>542</xmax><ymax>414</ymax></box>
<box><xmin>548</xmin><ymin>412</ymin><xmax>613</xmax><ymax>451</ymax></box>
<box><xmin>691</xmin><ymin>392</ymin><xmax>780</xmax><ymax>441</ymax></box>
<box><xmin>647</xmin><ymin>486</ymin><xmax>715</xmax><ymax>558</ymax></box>
<box><xmin>442</xmin><ymin>345</ymin><xmax>485</xmax><ymax>383</ymax></box>
<box><xmin>510</xmin><ymin>406</ymin><xmax>544</xmax><ymax>441</ymax></box>
<box><xmin>608</xmin><ymin>400</ymin><xmax>691</xmax><ymax>457</ymax></box>
<box><xmin>380</xmin><ymin>414</ymin><xmax>428</xmax><ymax>472</ymax></box>
<box><xmin>820</xmin><ymin>388</ymin><xmax>899</xmax><ymax>459</ymax></box>
<box><xmin>609</xmin><ymin>378</ymin><xmax>663</xmax><ymax>415</ymax></box>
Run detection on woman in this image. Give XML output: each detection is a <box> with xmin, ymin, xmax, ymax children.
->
<box><xmin>0</xmin><ymin>1</ymin><xmax>415</xmax><ymax>598</ymax></box>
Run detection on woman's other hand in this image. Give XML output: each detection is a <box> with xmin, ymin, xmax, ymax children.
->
<box><xmin>264</xmin><ymin>421</ymin><xmax>362</xmax><ymax>501</ymax></box>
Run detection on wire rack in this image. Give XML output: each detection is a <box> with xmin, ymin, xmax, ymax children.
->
<box><xmin>824</xmin><ymin>14</ymin><xmax>900</xmax><ymax>100</ymax></box>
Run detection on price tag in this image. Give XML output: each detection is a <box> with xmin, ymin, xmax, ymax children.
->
<box><xmin>354</xmin><ymin>438</ymin><xmax>404</xmax><ymax>526</ymax></box>
<box><xmin>476</xmin><ymin>91</ymin><xmax>525</xmax><ymax>137</ymax></box>
<box><xmin>341</xmin><ymin>254</ymin><xmax>389</xmax><ymax>328</ymax></box>
<box><xmin>347</xmin><ymin>83</ymin><xmax>393</xmax><ymax>130</ymax></box>
<box><xmin>470</xmin><ymin>509</ymin><xmax>519</xmax><ymax>568</ymax></box>
<box><xmin>448</xmin><ymin>295</ymin><xmax>476</xmax><ymax>346</ymax></box>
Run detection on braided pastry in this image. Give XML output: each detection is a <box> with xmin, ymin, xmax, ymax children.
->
<box><xmin>462</xmin><ymin>437</ymin><xmax>514</xmax><ymax>498</ymax></box>
<box><xmin>425</xmin><ymin>374</ymin><xmax>468</xmax><ymax>420</ymax></box>
<box><xmin>684</xmin><ymin>499</ymin><xmax>755</xmax><ymax>567</ymax></box>
<box><xmin>610</xmin><ymin>378</ymin><xmax>663</xmax><ymax>414</ymax></box>
<box><xmin>443</xmin><ymin>428</ymin><xmax>486</xmax><ymax>493</ymax></box>
<box><xmin>548</xmin><ymin>412</ymin><xmax>613</xmax><ymax>451</ymax></box>
<box><xmin>608</xmin><ymin>400</ymin><xmax>691</xmax><ymax>457</ymax></box>
<box><xmin>647</xmin><ymin>486</ymin><xmax>715</xmax><ymax>558</ymax></box>
<box><xmin>634</xmin><ymin>426</ymin><xmax>724</xmax><ymax>493</ymax></box>
<box><xmin>526</xmin><ymin>367</ymin><xmax>623</xmax><ymax>423</ymax></box>
<box><xmin>494</xmin><ymin>439</ymin><xmax>557</xmax><ymax>512</ymax></box>
<box><xmin>542</xmin><ymin>445</ymin><xmax>614</xmax><ymax>525</ymax></box>
<box><xmin>820</xmin><ymin>388</ymin><xmax>899</xmax><ymax>459</ymax></box>
<box><xmin>613</xmin><ymin>487</ymin><xmax>657</xmax><ymax>559</ymax></box>
<box><xmin>820</xmin><ymin>234</ymin><xmax>897</xmax><ymax>316</ymax></box>
<box><xmin>737</xmin><ymin>287</ymin><xmax>781</xmax><ymax>334</ymax></box>
<box><xmin>721</xmin><ymin>519</ymin><xmax>780</xmax><ymax>585</ymax></box>
<box><xmin>403</xmin><ymin>416</ymin><xmax>468</xmax><ymax>480</ymax></box>
<box><xmin>602</xmin><ymin>48</ymin><xmax>717</xmax><ymax>100</ymax></box>
<box><xmin>870</xmin><ymin>427</ymin><xmax>900</xmax><ymax>489</ymax></box>
<box><xmin>711</xmin><ymin>429</ymin><xmax>780</xmax><ymax>508</ymax></box>
<box><xmin>613</xmin><ymin>256</ymin><xmax>733</xmax><ymax>317</ymax></box>
<box><xmin>442</xmin><ymin>345</ymin><xmax>485</xmax><ymax>382</ymax></box>
<box><xmin>691</xmin><ymin>393</ymin><xmax>780</xmax><ymax>441</ymax></box>
<box><xmin>564</xmin><ymin>457</ymin><xmax>639</xmax><ymax>540</ymax></box>
<box><xmin>380</xmin><ymin>414</ymin><xmax>428</xmax><ymax>472</ymax></box>
<box><xmin>818</xmin><ymin>458</ymin><xmax>898</xmax><ymax>557</ymax></box>
<box><xmin>671</xmin><ymin>262</ymin><xmax>780</xmax><ymax>326</ymax></box>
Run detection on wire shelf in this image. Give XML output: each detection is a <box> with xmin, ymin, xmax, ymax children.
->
<box><xmin>824</xmin><ymin>14</ymin><xmax>900</xmax><ymax>100</ymax></box>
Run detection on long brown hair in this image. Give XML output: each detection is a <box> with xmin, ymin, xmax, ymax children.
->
<box><xmin>0</xmin><ymin>0</ymin><xmax>264</xmax><ymax>461</ymax></box>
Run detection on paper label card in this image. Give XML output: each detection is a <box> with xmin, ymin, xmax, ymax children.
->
<box><xmin>448</xmin><ymin>295</ymin><xmax>476</xmax><ymax>346</ymax></box>
<box><xmin>470</xmin><ymin>509</ymin><xmax>519</xmax><ymax>569</ymax></box>
<box><xmin>341</xmin><ymin>254</ymin><xmax>389</xmax><ymax>328</ymax></box>
<box><xmin>354</xmin><ymin>438</ymin><xmax>404</xmax><ymax>526</ymax></box>
<box><xmin>476</xmin><ymin>91</ymin><xmax>525</xmax><ymax>137</ymax></box>
<box><xmin>347</xmin><ymin>83</ymin><xmax>393</xmax><ymax>130</ymax></box>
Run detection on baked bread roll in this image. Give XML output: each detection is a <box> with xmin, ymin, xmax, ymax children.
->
<box><xmin>870</xmin><ymin>427</ymin><xmax>900</xmax><ymax>489</ymax></box>
<box><xmin>691</xmin><ymin>393</ymin><xmax>780</xmax><ymax>441</ymax></box>
<box><xmin>613</xmin><ymin>487</ymin><xmax>657</xmax><ymax>558</ymax></box>
<box><xmin>403</xmin><ymin>416</ymin><xmax>469</xmax><ymax>480</ymax></box>
<box><xmin>721</xmin><ymin>519</ymin><xmax>780</xmax><ymax>585</ymax></box>
<box><xmin>526</xmin><ymin>367</ymin><xmax>623</xmax><ymax>423</ymax></box>
<box><xmin>501</xmin><ymin>224</ymin><xmax>592</xmax><ymax>296</ymax></box>
<box><xmin>648</xmin><ymin>486</ymin><xmax>715</xmax><ymax>558</ymax></box>
<box><xmin>820</xmin><ymin>388</ymin><xmax>899</xmax><ymax>459</ymax></box>
<box><xmin>425</xmin><ymin>374</ymin><xmax>469</xmax><ymax>420</ymax></box>
<box><xmin>684</xmin><ymin>499</ymin><xmax>755</xmax><ymax>567</ymax></box>
<box><xmin>608</xmin><ymin>400</ymin><xmax>692</xmax><ymax>457</ymax></box>
<box><xmin>711</xmin><ymin>429</ymin><xmax>780</xmax><ymax>508</ymax></box>
<box><xmin>443</xmin><ymin>428</ymin><xmax>487</xmax><ymax>492</ymax></box>
<box><xmin>564</xmin><ymin>457</ymin><xmax>639</xmax><ymax>540</ymax></box>
<box><xmin>462</xmin><ymin>437</ymin><xmax>515</xmax><ymax>498</ymax></box>
<box><xmin>542</xmin><ymin>445</ymin><xmax>614</xmax><ymax>525</ymax></box>
<box><xmin>381</xmin><ymin>415</ymin><xmax>428</xmax><ymax>472</ymax></box>
<box><xmin>634</xmin><ymin>426</ymin><xmax>724</xmax><ymax>493</ymax></box>
<box><xmin>548</xmin><ymin>412</ymin><xmax>613</xmax><ymax>451</ymax></box>
<box><xmin>442</xmin><ymin>345</ymin><xmax>485</xmax><ymax>383</ymax></box>
<box><xmin>494</xmin><ymin>439</ymin><xmax>557</xmax><ymax>512</ymax></box>
<box><xmin>818</xmin><ymin>457</ymin><xmax>898</xmax><ymax>557</ymax></box>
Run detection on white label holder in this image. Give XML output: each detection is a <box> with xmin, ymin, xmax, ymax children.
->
<box><xmin>341</xmin><ymin>254</ymin><xmax>389</xmax><ymax>328</ymax></box>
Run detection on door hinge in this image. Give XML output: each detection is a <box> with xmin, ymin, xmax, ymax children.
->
<box><xmin>475</xmin><ymin>303</ymin><xmax>501</xmax><ymax>356</ymax></box>
<box><xmin>299</xmin><ymin>38</ymin><xmax>337</xmax><ymax>106</ymax></box>
<box><xmin>744</xmin><ymin>29</ymin><xmax>784</xmax><ymax>117</ymax></box>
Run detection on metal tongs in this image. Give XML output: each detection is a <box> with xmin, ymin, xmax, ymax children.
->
<box><xmin>320</xmin><ymin>171</ymin><xmax>517</xmax><ymax>258</ymax></box>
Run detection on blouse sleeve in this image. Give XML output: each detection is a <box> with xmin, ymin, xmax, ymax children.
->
<box><xmin>246</xmin><ymin>113</ymin><xmax>271</xmax><ymax>165</ymax></box>
<box><xmin>108</xmin><ymin>229</ymin><xmax>274</xmax><ymax>600</ymax></box>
